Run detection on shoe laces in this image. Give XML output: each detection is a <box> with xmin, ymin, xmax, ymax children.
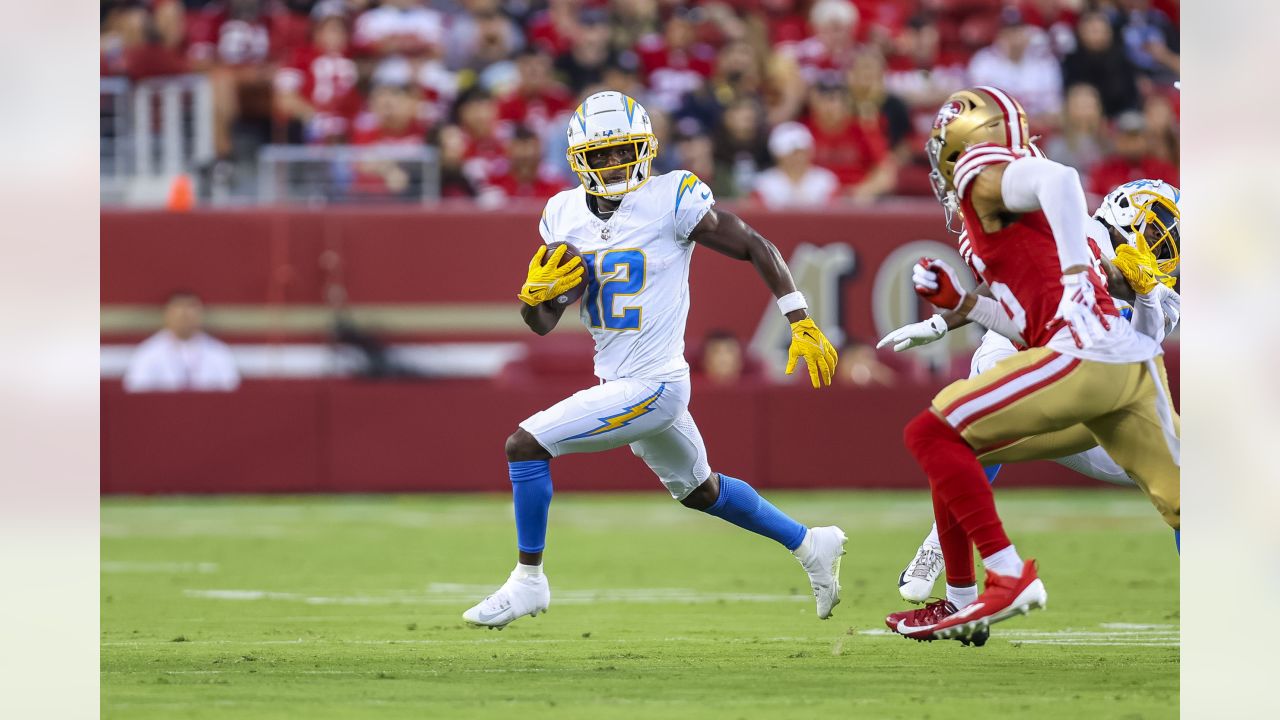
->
<box><xmin>906</xmin><ymin>545</ymin><xmax>944</xmax><ymax>581</ymax></box>
<box><xmin>919</xmin><ymin>598</ymin><xmax>958</xmax><ymax>623</ymax></box>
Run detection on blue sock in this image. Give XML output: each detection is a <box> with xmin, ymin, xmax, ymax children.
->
<box><xmin>984</xmin><ymin>465</ymin><xmax>1002</xmax><ymax>484</ymax></box>
<box><xmin>704</xmin><ymin>475</ymin><xmax>808</xmax><ymax>551</ymax></box>
<box><xmin>1174</xmin><ymin>529</ymin><xmax>1180</xmax><ymax>554</ymax></box>
<box><xmin>509</xmin><ymin>460</ymin><xmax>553</xmax><ymax>554</ymax></box>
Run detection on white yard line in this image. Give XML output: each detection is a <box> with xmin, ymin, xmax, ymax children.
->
<box><xmin>181</xmin><ymin>587</ymin><xmax>810</xmax><ymax>606</ymax></box>
<box><xmin>101</xmin><ymin>562</ymin><xmax>219</xmax><ymax>574</ymax></box>
<box><xmin>857</xmin><ymin>624</ymin><xmax>1179</xmax><ymax>648</ymax></box>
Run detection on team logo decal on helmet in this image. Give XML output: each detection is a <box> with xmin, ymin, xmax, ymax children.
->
<box><xmin>933</xmin><ymin>101</ymin><xmax>965</xmax><ymax>131</ymax></box>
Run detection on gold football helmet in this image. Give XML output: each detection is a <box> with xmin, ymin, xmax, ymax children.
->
<box><xmin>926</xmin><ymin>86</ymin><xmax>1031</xmax><ymax>227</ymax></box>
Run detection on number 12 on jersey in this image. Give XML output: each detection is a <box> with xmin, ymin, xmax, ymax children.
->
<box><xmin>581</xmin><ymin>249</ymin><xmax>646</xmax><ymax>331</ymax></box>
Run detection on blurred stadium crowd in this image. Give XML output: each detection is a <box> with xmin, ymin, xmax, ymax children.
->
<box><xmin>100</xmin><ymin>0</ymin><xmax>1179</xmax><ymax>204</ymax></box>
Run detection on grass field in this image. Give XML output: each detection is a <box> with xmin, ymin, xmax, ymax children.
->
<box><xmin>102</xmin><ymin>490</ymin><xmax>1179</xmax><ymax>719</ymax></box>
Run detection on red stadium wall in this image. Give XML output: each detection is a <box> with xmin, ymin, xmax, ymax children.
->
<box><xmin>101</xmin><ymin>205</ymin><xmax>1179</xmax><ymax>494</ymax></box>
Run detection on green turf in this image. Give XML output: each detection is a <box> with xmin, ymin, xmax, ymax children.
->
<box><xmin>102</xmin><ymin>490</ymin><xmax>1178</xmax><ymax>719</ymax></box>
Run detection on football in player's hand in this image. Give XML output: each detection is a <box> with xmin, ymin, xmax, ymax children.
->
<box><xmin>546</xmin><ymin>241</ymin><xmax>587</xmax><ymax>306</ymax></box>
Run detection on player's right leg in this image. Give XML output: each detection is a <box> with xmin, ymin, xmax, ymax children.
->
<box><xmin>898</xmin><ymin>330</ymin><xmax>1014</xmax><ymax>604</ymax></box>
<box><xmin>896</xmin><ymin>349</ymin><xmax>1140</xmax><ymax>642</ymax></box>
<box><xmin>464</xmin><ymin>378</ymin><xmax>681</xmax><ymax>628</ymax></box>
<box><xmin>629</xmin><ymin>410</ymin><xmax>848</xmax><ymax>619</ymax></box>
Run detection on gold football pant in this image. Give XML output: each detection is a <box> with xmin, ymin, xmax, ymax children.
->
<box><xmin>932</xmin><ymin>348</ymin><xmax>1180</xmax><ymax>529</ymax></box>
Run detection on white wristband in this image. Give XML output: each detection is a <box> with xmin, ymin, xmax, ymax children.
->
<box><xmin>776</xmin><ymin>291</ymin><xmax>808</xmax><ymax>315</ymax></box>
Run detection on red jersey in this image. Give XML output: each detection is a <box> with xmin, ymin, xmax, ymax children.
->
<box><xmin>186</xmin><ymin>3</ymin><xmax>307</xmax><ymax>66</ymax></box>
<box><xmin>275</xmin><ymin>47</ymin><xmax>361</xmax><ymax>141</ymax></box>
<box><xmin>804</xmin><ymin>117</ymin><xmax>889</xmax><ymax>188</ymax></box>
<box><xmin>488</xmin><ymin>170</ymin><xmax>565</xmax><ymax>200</ymax></box>
<box><xmin>634</xmin><ymin>35</ymin><xmax>714</xmax><ymax>110</ymax></box>
<box><xmin>497</xmin><ymin>87</ymin><xmax>573</xmax><ymax>136</ymax></box>
<box><xmin>955</xmin><ymin>144</ymin><xmax>1118</xmax><ymax>348</ymax></box>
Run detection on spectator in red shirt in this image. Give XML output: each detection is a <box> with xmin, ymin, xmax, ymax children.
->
<box><xmin>101</xmin><ymin>1</ymin><xmax>149</xmax><ymax>75</ymax></box>
<box><xmin>497</xmin><ymin>48</ymin><xmax>573</xmax><ymax>137</ymax></box>
<box><xmin>804</xmin><ymin>74</ymin><xmax>891</xmax><ymax>199</ymax></box>
<box><xmin>102</xmin><ymin>1</ymin><xmax>190</xmax><ymax>80</ymax></box>
<box><xmin>634</xmin><ymin>6</ymin><xmax>716</xmax><ymax>112</ymax></box>
<box><xmin>450</xmin><ymin>87</ymin><xmax>512</xmax><ymax>192</ymax></box>
<box><xmin>1088</xmin><ymin>110</ymin><xmax>1178</xmax><ymax>196</ymax></box>
<box><xmin>884</xmin><ymin>14</ymin><xmax>969</xmax><ymax>136</ymax></box>
<box><xmin>274</xmin><ymin>4</ymin><xmax>361</xmax><ymax>144</ymax></box>
<box><xmin>349</xmin><ymin>80</ymin><xmax>428</xmax><ymax>197</ymax></box>
<box><xmin>486</xmin><ymin>125</ymin><xmax>566</xmax><ymax>202</ymax></box>
<box><xmin>186</xmin><ymin>0</ymin><xmax>297</xmax><ymax>159</ymax></box>
<box><xmin>526</xmin><ymin>0</ymin><xmax>582</xmax><ymax>56</ymax></box>
<box><xmin>848</xmin><ymin>51</ymin><xmax>911</xmax><ymax>158</ymax></box>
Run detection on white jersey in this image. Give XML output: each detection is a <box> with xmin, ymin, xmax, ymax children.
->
<box><xmin>539</xmin><ymin>171</ymin><xmax>715</xmax><ymax>382</ymax></box>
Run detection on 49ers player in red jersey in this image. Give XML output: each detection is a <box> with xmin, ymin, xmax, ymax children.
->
<box><xmin>888</xmin><ymin>86</ymin><xmax>1181</xmax><ymax>643</ymax></box>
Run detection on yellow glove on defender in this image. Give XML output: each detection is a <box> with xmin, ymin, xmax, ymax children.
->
<box><xmin>1112</xmin><ymin>242</ymin><xmax>1175</xmax><ymax>296</ymax></box>
<box><xmin>785</xmin><ymin>318</ymin><xmax>840</xmax><ymax>389</ymax></box>
<box><xmin>518</xmin><ymin>245</ymin><xmax>585</xmax><ymax>306</ymax></box>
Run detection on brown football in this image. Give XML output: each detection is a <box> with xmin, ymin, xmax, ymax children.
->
<box><xmin>544</xmin><ymin>241</ymin><xmax>588</xmax><ymax>306</ymax></box>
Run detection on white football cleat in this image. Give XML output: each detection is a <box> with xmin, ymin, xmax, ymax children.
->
<box><xmin>898</xmin><ymin>541</ymin><xmax>944</xmax><ymax>604</ymax></box>
<box><xmin>795</xmin><ymin>526</ymin><xmax>847</xmax><ymax>619</ymax></box>
<box><xmin>462</xmin><ymin>570</ymin><xmax>550</xmax><ymax>629</ymax></box>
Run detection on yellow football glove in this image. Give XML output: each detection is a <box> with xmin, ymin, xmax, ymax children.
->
<box><xmin>785</xmin><ymin>317</ymin><xmax>840</xmax><ymax>389</ymax></box>
<box><xmin>517</xmin><ymin>244</ymin><xmax>585</xmax><ymax>307</ymax></box>
<box><xmin>1112</xmin><ymin>242</ymin><xmax>1175</xmax><ymax>295</ymax></box>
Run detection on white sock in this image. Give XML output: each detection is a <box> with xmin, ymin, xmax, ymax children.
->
<box><xmin>514</xmin><ymin>562</ymin><xmax>543</xmax><ymax>578</ymax></box>
<box><xmin>923</xmin><ymin>523</ymin><xmax>940</xmax><ymax>548</ymax></box>
<box><xmin>791</xmin><ymin>528</ymin><xmax>815</xmax><ymax>563</ymax></box>
<box><xmin>982</xmin><ymin>545</ymin><xmax>1024</xmax><ymax>578</ymax></box>
<box><xmin>946</xmin><ymin>583</ymin><xmax>978</xmax><ymax>608</ymax></box>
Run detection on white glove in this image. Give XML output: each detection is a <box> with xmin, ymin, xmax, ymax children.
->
<box><xmin>1052</xmin><ymin>272</ymin><xmax>1111</xmax><ymax>349</ymax></box>
<box><xmin>877</xmin><ymin>315</ymin><xmax>948</xmax><ymax>352</ymax></box>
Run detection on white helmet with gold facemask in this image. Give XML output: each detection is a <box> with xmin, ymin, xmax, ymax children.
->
<box><xmin>566</xmin><ymin>91</ymin><xmax>659</xmax><ymax>198</ymax></box>
<box><xmin>1094</xmin><ymin>179</ymin><xmax>1181</xmax><ymax>276</ymax></box>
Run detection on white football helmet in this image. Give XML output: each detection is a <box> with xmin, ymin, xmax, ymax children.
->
<box><xmin>1094</xmin><ymin>179</ymin><xmax>1180</xmax><ymax>275</ymax></box>
<box><xmin>566</xmin><ymin>91</ymin><xmax>658</xmax><ymax>198</ymax></box>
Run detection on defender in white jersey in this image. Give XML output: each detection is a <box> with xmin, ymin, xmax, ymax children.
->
<box><xmin>463</xmin><ymin>91</ymin><xmax>847</xmax><ymax>630</ymax></box>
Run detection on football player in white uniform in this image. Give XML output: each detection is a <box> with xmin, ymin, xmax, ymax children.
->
<box><xmin>880</xmin><ymin>178</ymin><xmax>1180</xmax><ymax>627</ymax></box>
<box><xmin>463</xmin><ymin>91</ymin><xmax>847</xmax><ymax>629</ymax></box>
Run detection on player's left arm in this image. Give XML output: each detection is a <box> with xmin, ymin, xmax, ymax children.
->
<box><xmin>689</xmin><ymin>208</ymin><xmax>839</xmax><ymax>387</ymax></box>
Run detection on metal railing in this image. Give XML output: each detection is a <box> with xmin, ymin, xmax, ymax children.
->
<box><xmin>256</xmin><ymin>145</ymin><xmax>441</xmax><ymax>205</ymax></box>
<box><xmin>100</xmin><ymin>74</ymin><xmax>214</xmax><ymax>206</ymax></box>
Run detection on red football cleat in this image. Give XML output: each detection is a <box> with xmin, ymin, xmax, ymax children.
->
<box><xmin>886</xmin><ymin>599</ymin><xmax>989</xmax><ymax>647</ymax></box>
<box><xmin>927</xmin><ymin>560</ymin><xmax>1047</xmax><ymax>643</ymax></box>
